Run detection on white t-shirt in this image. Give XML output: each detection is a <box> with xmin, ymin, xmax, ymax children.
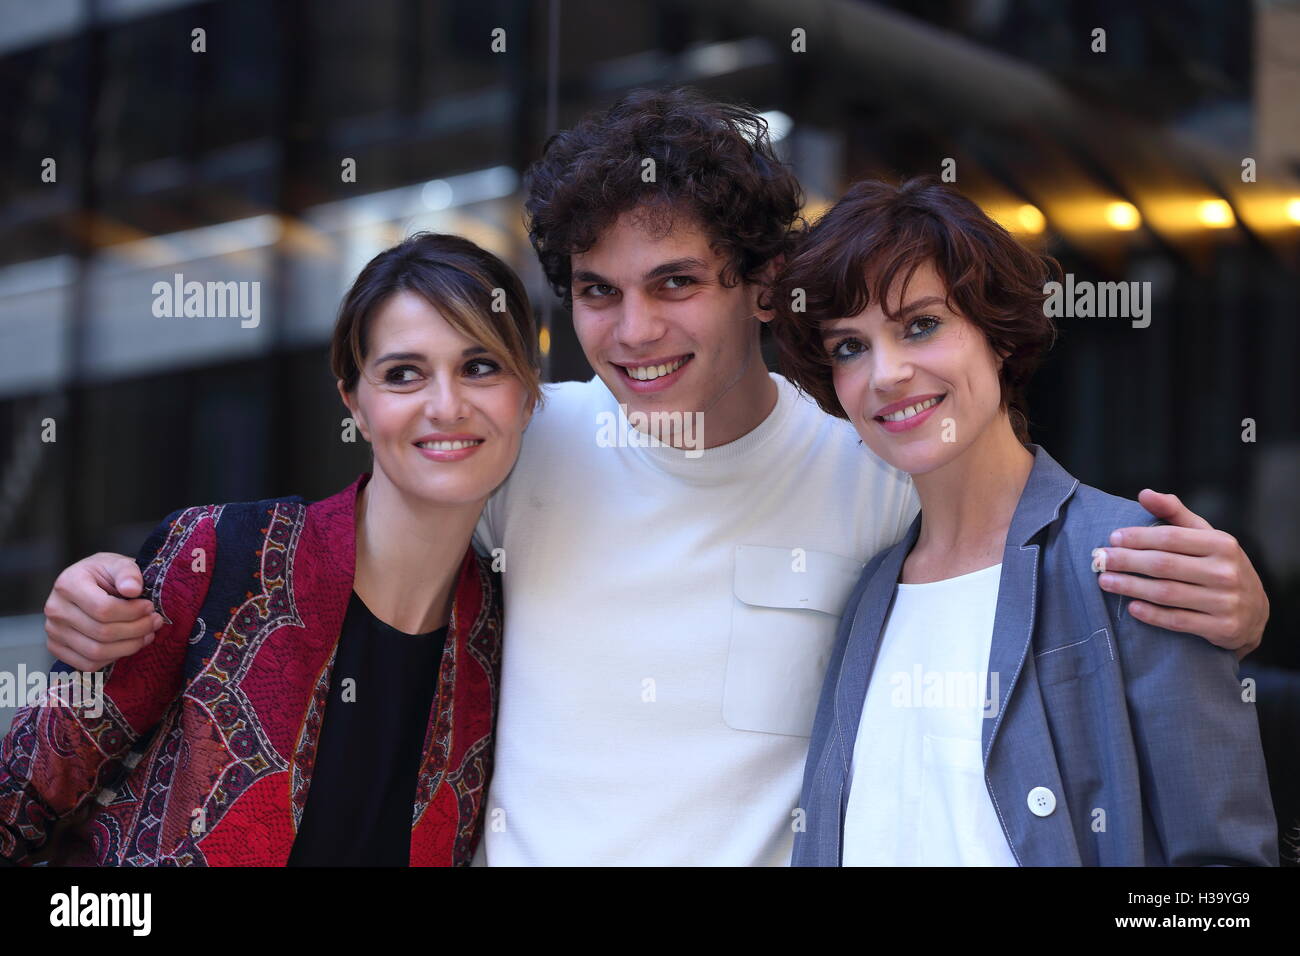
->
<box><xmin>842</xmin><ymin>563</ymin><xmax>1017</xmax><ymax>866</ymax></box>
<box><xmin>473</xmin><ymin>373</ymin><xmax>918</xmax><ymax>866</ymax></box>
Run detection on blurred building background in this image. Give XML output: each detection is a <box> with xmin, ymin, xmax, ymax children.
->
<box><xmin>0</xmin><ymin>0</ymin><xmax>1297</xmax><ymax>860</ymax></box>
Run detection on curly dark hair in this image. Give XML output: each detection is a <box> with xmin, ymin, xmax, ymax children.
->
<box><xmin>523</xmin><ymin>87</ymin><xmax>804</xmax><ymax>305</ymax></box>
<box><xmin>770</xmin><ymin>176</ymin><xmax>1061</xmax><ymax>443</ymax></box>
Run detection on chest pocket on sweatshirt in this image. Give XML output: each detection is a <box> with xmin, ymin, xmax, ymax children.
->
<box><xmin>725</xmin><ymin>544</ymin><xmax>864</xmax><ymax>737</ymax></box>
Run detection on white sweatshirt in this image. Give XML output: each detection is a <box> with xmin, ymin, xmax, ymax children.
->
<box><xmin>473</xmin><ymin>373</ymin><xmax>918</xmax><ymax>865</ymax></box>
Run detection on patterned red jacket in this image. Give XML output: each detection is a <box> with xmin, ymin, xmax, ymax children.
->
<box><xmin>0</xmin><ymin>474</ymin><xmax>502</xmax><ymax>866</ymax></box>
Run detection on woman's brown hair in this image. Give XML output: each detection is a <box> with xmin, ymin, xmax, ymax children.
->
<box><xmin>770</xmin><ymin>176</ymin><xmax>1061</xmax><ymax>443</ymax></box>
<box><xmin>330</xmin><ymin>232</ymin><xmax>543</xmax><ymax>409</ymax></box>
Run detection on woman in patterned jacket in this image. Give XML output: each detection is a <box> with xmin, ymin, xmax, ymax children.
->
<box><xmin>0</xmin><ymin>232</ymin><xmax>541</xmax><ymax>866</ymax></box>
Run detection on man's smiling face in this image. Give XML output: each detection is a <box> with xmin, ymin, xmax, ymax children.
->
<box><xmin>569</xmin><ymin>205</ymin><xmax>774</xmax><ymax>446</ymax></box>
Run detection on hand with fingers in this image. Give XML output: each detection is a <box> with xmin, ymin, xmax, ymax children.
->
<box><xmin>43</xmin><ymin>553</ymin><xmax>164</xmax><ymax>672</ymax></box>
<box><xmin>1094</xmin><ymin>489</ymin><xmax>1269</xmax><ymax>660</ymax></box>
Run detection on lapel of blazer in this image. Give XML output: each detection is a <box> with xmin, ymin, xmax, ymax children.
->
<box><xmin>276</xmin><ymin>473</ymin><xmax>365</xmax><ymax>860</ymax></box>
<box><xmin>411</xmin><ymin>547</ymin><xmax>486</xmax><ymax>829</ymax></box>
<box><xmin>411</xmin><ymin>545</ymin><xmax>502</xmax><ymax>865</ymax></box>
<box><xmin>829</xmin><ymin>513</ymin><xmax>920</xmax><ymax>864</ymax></box>
<box><xmin>981</xmin><ymin>444</ymin><xmax>1083</xmax><ymax>865</ymax></box>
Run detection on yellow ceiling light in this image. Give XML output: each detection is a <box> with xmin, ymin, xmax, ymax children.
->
<box><xmin>1286</xmin><ymin>197</ymin><xmax>1300</xmax><ymax>224</ymax></box>
<box><xmin>1016</xmin><ymin>204</ymin><xmax>1046</xmax><ymax>234</ymax></box>
<box><xmin>801</xmin><ymin>198</ymin><xmax>832</xmax><ymax>224</ymax></box>
<box><xmin>1196</xmin><ymin>199</ymin><xmax>1235</xmax><ymax>228</ymax></box>
<box><xmin>539</xmin><ymin>327</ymin><xmax>551</xmax><ymax>356</ymax></box>
<box><xmin>1104</xmin><ymin>201</ymin><xmax>1141</xmax><ymax>231</ymax></box>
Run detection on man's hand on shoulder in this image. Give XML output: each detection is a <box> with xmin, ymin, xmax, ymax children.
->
<box><xmin>44</xmin><ymin>553</ymin><xmax>164</xmax><ymax>671</ymax></box>
<box><xmin>1093</xmin><ymin>490</ymin><xmax>1268</xmax><ymax>660</ymax></box>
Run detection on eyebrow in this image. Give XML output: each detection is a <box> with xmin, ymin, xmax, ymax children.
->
<box><xmin>892</xmin><ymin>295</ymin><xmax>947</xmax><ymax>317</ymax></box>
<box><xmin>371</xmin><ymin>346</ymin><xmax>489</xmax><ymax>364</ymax></box>
<box><xmin>572</xmin><ymin>257</ymin><xmax>710</xmax><ymax>287</ymax></box>
<box><xmin>819</xmin><ymin>294</ymin><xmax>950</xmax><ymax>339</ymax></box>
<box><xmin>820</xmin><ymin>326</ymin><xmax>857</xmax><ymax>343</ymax></box>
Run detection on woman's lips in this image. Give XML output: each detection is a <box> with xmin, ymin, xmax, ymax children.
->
<box><xmin>413</xmin><ymin>439</ymin><xmax>485</xmax><ymax>462</ymax></box>
<box><xmin>875</xmin><ymin>394</ymin><xmax>946</xmax><ymax>434</ymax></box>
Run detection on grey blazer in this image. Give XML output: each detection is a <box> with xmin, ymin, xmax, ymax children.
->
<box><xmin>793</xmin><ymin>444</ymin><xmax>1277</xmax><ymax>866</ymax></box>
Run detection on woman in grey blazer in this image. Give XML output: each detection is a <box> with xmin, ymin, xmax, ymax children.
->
<box><xmin>770</xmin><ymin>177</ymin><xmax>1276</xmax><ymax>866</ymax></box>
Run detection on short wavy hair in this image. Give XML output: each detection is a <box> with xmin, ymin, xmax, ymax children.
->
<box><xmin>770</xmin><ymin>176</ymin><xmax>1061</xmax><ymax>443</ymax></box>
<box><xmin>523</xmin><ymin>87</ymin><xmax>804</xmax><ymax>305</ymax></box>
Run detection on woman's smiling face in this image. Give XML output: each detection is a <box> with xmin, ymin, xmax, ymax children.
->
<box><xmin>338</xmin><ymin>290</ymin><xmax>533</xmax><ymax>508</ymax></box>
<box><xmin>822</xmin><ymin>260</ymin><xmax>1009</xmax><ymax>477</ymax></box>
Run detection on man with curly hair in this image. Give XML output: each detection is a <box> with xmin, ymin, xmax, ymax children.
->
<box><xmin>472</xmin><ymin>90</ymin><xmax>919</xmax><ymax>866</ymax></box>
<box><xmin>468</xmin><ymin>88</ymin><xmax>1269</xmax><ymax>865</ymax></box>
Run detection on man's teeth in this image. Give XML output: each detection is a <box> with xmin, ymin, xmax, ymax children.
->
<box><xmin>417</xmin><ymin>439</ymin><xmax>483</xmax><ymax>450</ymax></box>
<box><xmin>881</xmin><ymin>396</ymin><xmax>942</xmax><ymax>423</ymax></box>
<box><xmin>625</xmin><ymin>357</ymin><xmax>687</xmax><ymax>381</ymax></box>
